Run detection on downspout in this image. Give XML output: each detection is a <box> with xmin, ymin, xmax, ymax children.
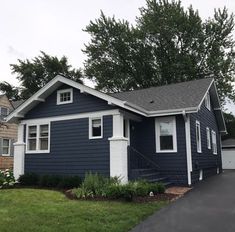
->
<box><xmin>183</xmin><ymin>110</ymin><xmax>192</xmax><ymax>186</ymax></box>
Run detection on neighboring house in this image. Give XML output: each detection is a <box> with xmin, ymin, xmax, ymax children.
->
<box><xmin>222</xmin><ymin>138</ymin><xmax>235</xmax><ymax>169</ymax></box>
<box><xmin>7</xmin><ymin>75</ymin><xmax>226</xmax><ymax>186</ymax></box>
<box><xmin>0</xmin><ymin>95</ymin><xmax>21</xmax><ymax>170</ymax></box>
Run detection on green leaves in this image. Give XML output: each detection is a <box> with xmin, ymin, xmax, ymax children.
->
<box><xmin>83</xmin><ymin>0</ymin><xmax>235</xmax><ymax>104</ymax></box>
<box><xmin>3</xmin><ymin>51</ymin><xmax>83</xmax><ymax>100</ymax></box>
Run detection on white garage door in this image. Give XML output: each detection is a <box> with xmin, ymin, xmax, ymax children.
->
<box><xmin>222</xmin><ymin>149</ymin><xmax>235</xmax><ymax>169</ymax></box>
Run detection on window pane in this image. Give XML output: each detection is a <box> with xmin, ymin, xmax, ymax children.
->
<box><xmin>60</xmin><ymin>92</ymin><xmax>71</xmax><ymax>102</ymax></box>
<box><xmin>1</xmin><ymin>107</ymin><xmax>8</xmax><ymax>116</ymax></box>
<box><xmin>160</xmin><ymin>135</ymin><xmax>173</xmax><ymax>150</ymax></box>
<box><xmin>92</xmin><ymin>119</ymin><xmax>101</xmax><ymax>137</ymax></box>
<box><xmin>40</xmin><ymin>125</ymin><xmax>48</xmax><ymax>137</ymax></box>
<box><xmin>29</xmin><ymin>139</ymin><xmax>36</xmax><ymax>150</ymax></box>
<box><xmin>3</xmin><ymin>139</ymin><xmax>9</xmax><ymax>147</ymax></box>
<box><xmin>3</xmin><ymin>147</ymin><xmax>9</xmax><ymax>154</ymax></box>
<box><xmin>29</xmin><ymin>126</ymin><xmax>37</xmax><ymax>138</ymax></box>
<box><xmin>160</xmin><ymin>121</ymin><xmax>173</xmax><ymax>136</ymax></box>
<box><xmin>40</xmin><ymin>138</ymin><xmax>48</xmax><ymax>150</ymax></box>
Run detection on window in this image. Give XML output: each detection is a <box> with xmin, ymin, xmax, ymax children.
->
<box><xmin>89</xmin><ymin>117</ymin><xmax>102</xmax><ymax>139</ymax></box>
<box><xmin>211</xmin><ymin>130</ymin><xmax>217</xmax><ymax>155</ymax></box>
<box><xmin>196</xmin><ymin>121</ymin><xmax>201</xmax><ymax>153</ymax></box>
<box><xmin>155</xmin><ymin>116</ymin><xmax>177</xmax><ymax>152</ymax></box>
<box><xmin>57</xmin><ymin>89</ymin><xmax>73</xmax><ymax>105</ymax></box>
<box><xmin>205</xmin><ymin>92</ymin><xmax>211</xmax><ymax>110</ymax></box>
<box><xmin>206</xmin><ymin>127</ymin><xmax>211</xmax><ymax>149</ymax></box>
<box><xmin>2</xmin><ymin>139</ymin><xmax>10</xmax><ymax>156</ymax></box>
<box><xmin>0</xmin><ymin>107</ymin><xmax>9</xmax><ymax>117</ymax></box>
<box><xmin>27</xmin><ymin>123</ymin><xmax>50</xmax><ymax>153</ymax></box>
<box><xmin>123</xmin><ymin>119</ymin><xmax>130</xmax><ymax>145</ymax></box>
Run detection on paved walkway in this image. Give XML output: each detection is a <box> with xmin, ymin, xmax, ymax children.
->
<box><xmin>131</xmin><ymin>171</ymin><xmax>235</xmax><ymax>232</ymax></box>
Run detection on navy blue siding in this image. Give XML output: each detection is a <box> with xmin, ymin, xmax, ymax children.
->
<box><xmin>24</xmin><ymin>84</ymin><xmax>115</xmax><ymax>119</ymax></box>
<box><xmin>25</xmin><ymin>116</ymin><xmax>112</xmax><ymax>177</ymax></box>
<box><xmin>130</xmin><ymin>115</ymin><xmax>188</xmax><ymax>185</ymax></box>
<box><xmin>190</xmin><ymin>101</ymin><xmax>222</xmax><ymax>184</ymax></box>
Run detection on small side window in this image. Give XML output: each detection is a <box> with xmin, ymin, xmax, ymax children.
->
<box><xmin>212</xmin><ymin>130</ymin><xmax>217</xmax><ymax>155</ymax></box>
<box><xmin>206</xmin><ymin>127</ymin><xmax>211</xmax><ymax>149</ymax></box>
<box><xmin>57</xmin><ymin>89</ymin><xmax>73</xmax><ymax>105</ymax></box>
<box><xmin>2</xmin><ymin>139</ymin><xmax>10</xmax><ymax>156</ymax></box>
<box><xmin>205</xmin><ymin>92</ymin><xmax>211</xmax><ymax>111</ymax></box>
<box><xmin>196</xmin><ymin>121</ymin><xmax>201</xmax><ymax>153</ymax></box>
<box><xmin>89</xmin><ymin>117</ymin><xmax>103</xmax><ymax>139</ymax></box>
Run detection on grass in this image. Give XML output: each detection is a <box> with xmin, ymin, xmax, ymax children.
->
<box><xmin>0</xmin><ymin>189</ymin><xmax>168</xmax><ymax>232</ymax></box>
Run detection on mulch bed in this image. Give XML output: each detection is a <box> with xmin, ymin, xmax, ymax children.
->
<box><xmin>64</xmin><ymin>189</ymin><xmax>178</xmax><ymax>203</ymax></box>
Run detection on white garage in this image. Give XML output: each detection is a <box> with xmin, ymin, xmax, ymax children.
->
<box><xmin>222</xmin><ymin>139</ymin><xmax>235</xmax><ymax>169</ymax></box>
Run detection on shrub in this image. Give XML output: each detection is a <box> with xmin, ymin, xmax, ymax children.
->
<box><xmin>18</xmin><ymin>173</ymin><xmax>39</xmax><ymax>186</ymax></box>
<box><xmin>83</xmin><ymin>172</ymin><xmax>105</xmax><ymax>195</ymax></box>
<box><xmin>156</xmin><ymin>182</ymin><xmax>165</xmax><ymax>194</ymax></box>
<box><xmin>0</xmin><ymin>169</ymin><xmax>15</xmax><ymax>188</ymax></box>
<box><xmin>57</xmin><ymin>176</ymin><xmax>82</xmax><ymax>189</ymax></box>
<box><xmin>72</xmin><ymin>183</ymin><xmax>94</xmax><ymax>199</ymax></box>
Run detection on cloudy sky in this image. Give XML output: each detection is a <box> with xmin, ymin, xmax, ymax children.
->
<box><xmin>1</xmin><ymin>0</ymin><xmax>235</xmax><ymax>112</ymax></box>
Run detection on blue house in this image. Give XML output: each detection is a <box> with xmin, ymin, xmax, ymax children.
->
<box><xmin>7</xmin><ymin>75</ymin><xmax>226</xmax><ymax>186</ymax></box>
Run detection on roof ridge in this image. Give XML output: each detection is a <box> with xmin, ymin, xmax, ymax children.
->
<box><xmin>111</xmin><ymin>78</ymin><xmax>214</xmax><ymax>95</ymax></box>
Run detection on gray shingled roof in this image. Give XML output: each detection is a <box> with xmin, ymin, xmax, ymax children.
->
<box><xmin>11</xmin><ymin>100</ymin><xmax>25</xmax><ymax>109</ymax></box>
<box><xmin>110</xmin><ymin>78</ymin><xmax>213</xmax><ymax>112</ymax></box>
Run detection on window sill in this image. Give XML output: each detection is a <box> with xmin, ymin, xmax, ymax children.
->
<box><xmin>156</xmin><ymin>150</ymin><xmax>177</xmax><ymax>153</ymax></box>
<box><xmin>25</xmin><ymin>150</ymin><xmax>50</xmax><ymax>154</ymax></box>
<box><xmin>2</xmin><ymin>154</ymin><xmax>10</xmax><ymax>157</ymax></box>
<box><xmin>56</xmin><ymin>101</ymin><xmax>73</xmax><ymax>105</ymax></box>
<box><xmin>89</xmin><ymin>136</ymin><xmax>103</xmax><ymax>140</ymax></box>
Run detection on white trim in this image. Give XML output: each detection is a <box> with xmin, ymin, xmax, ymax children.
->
<box><xmin>25</xmin><ymin>122</ymin><xmax>50</xmax><ymax>154</ymax></box>
<box><xmin>123</xmin><ymin>118</ymin><xmax>130</xmax><ymax>145</ymax></box>
<box><xmin>57</xmin><ymin>88</ymin><xmax>73</xmax><ymax>105</ymax></box>
<box><xmin>155</xmin><ymin>116</ymin><xmax>177</xmax><ymax>153</ymax></box>
<box><xmin>206</xmin><ymin>127</ymin><xmax>211</xmax><ymax>149</ymax></box>
<box><xmin>21</xmin><ymin>109</ymin><xmax>120</xmax><ymax>124</ymax></box>
<box><xmin>199</xmin><ymin>169</ymin><xmax>203</xmax><ymax>181</ymax></box>
<box><xmin>184</xmin><ymin>114</ymin><xmax>192</xmax><ymax>186</ymax></box>
<box><xmin>196</xmin><ymin>120</ymin><xmax>202</xmax><ymax>153</ymax></box>
<box><xmin>2</xmin><ymin>138</ymin><xmax>11</xmax><ymax>156</ymax></box>
<box><xmin>211</xmin><ymin>130</ymin><xmax>217</xmax><ymax>155</ymax></box>
<box><xmin>198</xmin><ymin>79</ymin><xmax>214</xmax><ymax>110</ymax></box>
<box><xmin>89</xmin><ymin>117</ymin><xmax>103</xmax><ymax>139</ymax></box>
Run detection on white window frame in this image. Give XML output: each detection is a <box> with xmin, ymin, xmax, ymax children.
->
<box><xmin>211</xmin><ymin>130</ymin><xmax>217</xmax><ymax>155</ymax></box>
<box><xmin>89</xmin><ymin>117</ymin><xmax>103</xmax><ymax>139</ymax></box>
<box><xmin>155</xmin><ymin>116</ymin><xmax>177</xmax><ymax>153</ymax></box>
<box><xmin>26</xmin><ymin>122</ymin><xmax>51</xmax><ymax>154</ymax></box>
<box><xmin>196</xmin><ymin>120</ymin><xmax>202</xmax><ymax>153</ymax></box>
<box><xmin>205</xmin><ymin>92</ymin><xmax>211</xmax><ymax>111</ymax></box>
<box><xmin>206</xmin><ymin>127</ymin><xmax>211</xmax><ymax>150</ymax></box>
<box><xmin>57</xmin><ymin>88</ymin><xmax>73</xmax><ymax>105</ymax></box>
<box><xmin>2</xmin><ymin>138</ymin><xmax>11</xmax><ymax>156</ymax></box>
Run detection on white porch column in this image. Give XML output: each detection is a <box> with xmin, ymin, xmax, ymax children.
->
<box><xmin>13</xmin><ymin>123</ymin><xmax>26</xmax><ymax>180</ymax></box>
<box><xmin>109</xmin><ymin>113</ymin><xmax>129</xmax><ymax>183</ymax></box>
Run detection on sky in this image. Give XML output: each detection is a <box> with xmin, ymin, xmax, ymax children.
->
<box><xmin>1</xmin><ymin>0</ymin><xmax>235</xmax><ymax>112</ymax></box>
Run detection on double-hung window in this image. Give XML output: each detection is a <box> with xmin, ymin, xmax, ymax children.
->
<box><xmin>211</xmin><ymin>130</ymin><xmax>217</xmax><ymax>155</ymax></box>
<box><xmin>196</xmin><ymin>121</ymin><xmax>201</xmax><ymax>153</ymax></box>
<box><xmin>27</xmin><ymin>123</ymin><xmax>50</xmax><ymax>153</ymax></box>
<box><xmin>205</xmin><ymin>92</ymin><xmax>211</xmax><ymax>110</ymax></box>
<box><xmin>2</xmin><ymin>138</ymin><xmax>10</xmax><ymax>156</ymax></box>
<box><xmin>57</xmin><ymin>89</ymin><xmax>73</xmax><ymax>105</ymax></box>
<box><xmin>155</xmin><ymin>116</ymin><xmax>177</xmax><ymax>153</ymax></box>
<box><xmin>89</xmin><ymin>117</ymin><xmax>102</xmax><ymax>139</ymax></box>
<box><xmin>206</xmin><ymin>127</ymin><xmax>211</xmax><ymax>149</ymax></box>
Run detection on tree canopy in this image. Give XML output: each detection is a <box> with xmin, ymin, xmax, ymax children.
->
<box><xmin>83</xmin><ymin>0</ymin><xmax>235</xmax><ymax>104</ymax></box>
<box><xmin>0</xmin><ymin>51</ymin><xmax>82</xmax><ymax>100</ymax></box>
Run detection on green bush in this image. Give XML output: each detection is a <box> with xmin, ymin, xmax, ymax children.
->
<box><xmin>156</xmin><ymin>182</ymin><xmax>165</xmax><ymax>194</ymax></box>
<box><xmin>83</xmin><ymin>172</ymin><xmax>105</xmax><ymax>195</ymax></box>
<box><xmin>18</xmin><ymin>173</ymin><xmax>39</xmax><ymax>186</ymax></box>
<box><xmin>72</xmin><ymin>183</ymin><xmax>94</xmax><ymax>198</ymax></box>
<box><xmin>0</xmin><ymin>169</ymin><xmax>15</xmax><ymax>188</ymax></box>
<box><xmin>18</xmin><ymin>173</ymin><xmax>82</xmax><ymax>189</ymax></box>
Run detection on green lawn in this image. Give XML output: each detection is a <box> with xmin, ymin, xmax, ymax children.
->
<box><xmin>0</xmin><ymin>189</ymin><xmax>168</xmax><ymax>232</ymax></box>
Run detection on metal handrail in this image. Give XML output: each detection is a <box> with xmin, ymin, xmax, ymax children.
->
<box><xmin>128</xmin><ymin>146</ymin><xmax>160</xmax><ymax>170</ymax></box>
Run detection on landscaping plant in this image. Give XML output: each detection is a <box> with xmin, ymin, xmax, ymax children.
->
<box><xmin>0</xmin><ymin>169</ymin><xmax>15</xmax><ymax>188</ymax></box>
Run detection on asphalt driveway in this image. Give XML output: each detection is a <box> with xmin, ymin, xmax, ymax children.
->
<box><xmin>131</xmin><ymin>170</ymin><xmax>235</xmax><ymax>232</ymax></box>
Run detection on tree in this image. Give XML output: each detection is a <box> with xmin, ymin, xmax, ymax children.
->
<box><xmin>0</xmin><ymin>81</ymin><xmax>20</xmax><ymax>101</ymax></box>
<box><xmin>83</xmin><ymin>0</ymin><xmax>235</xmax><ymax>104</ymax></box>
<box><xmin>11</xmin><ymin>51</ymin><xmax>83</xmax><ymax>99</ymax></box>
<box><xmin>223</xmin><ymin>112</ymin><xmax>235</xmax><ymax>139</ymax></box>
